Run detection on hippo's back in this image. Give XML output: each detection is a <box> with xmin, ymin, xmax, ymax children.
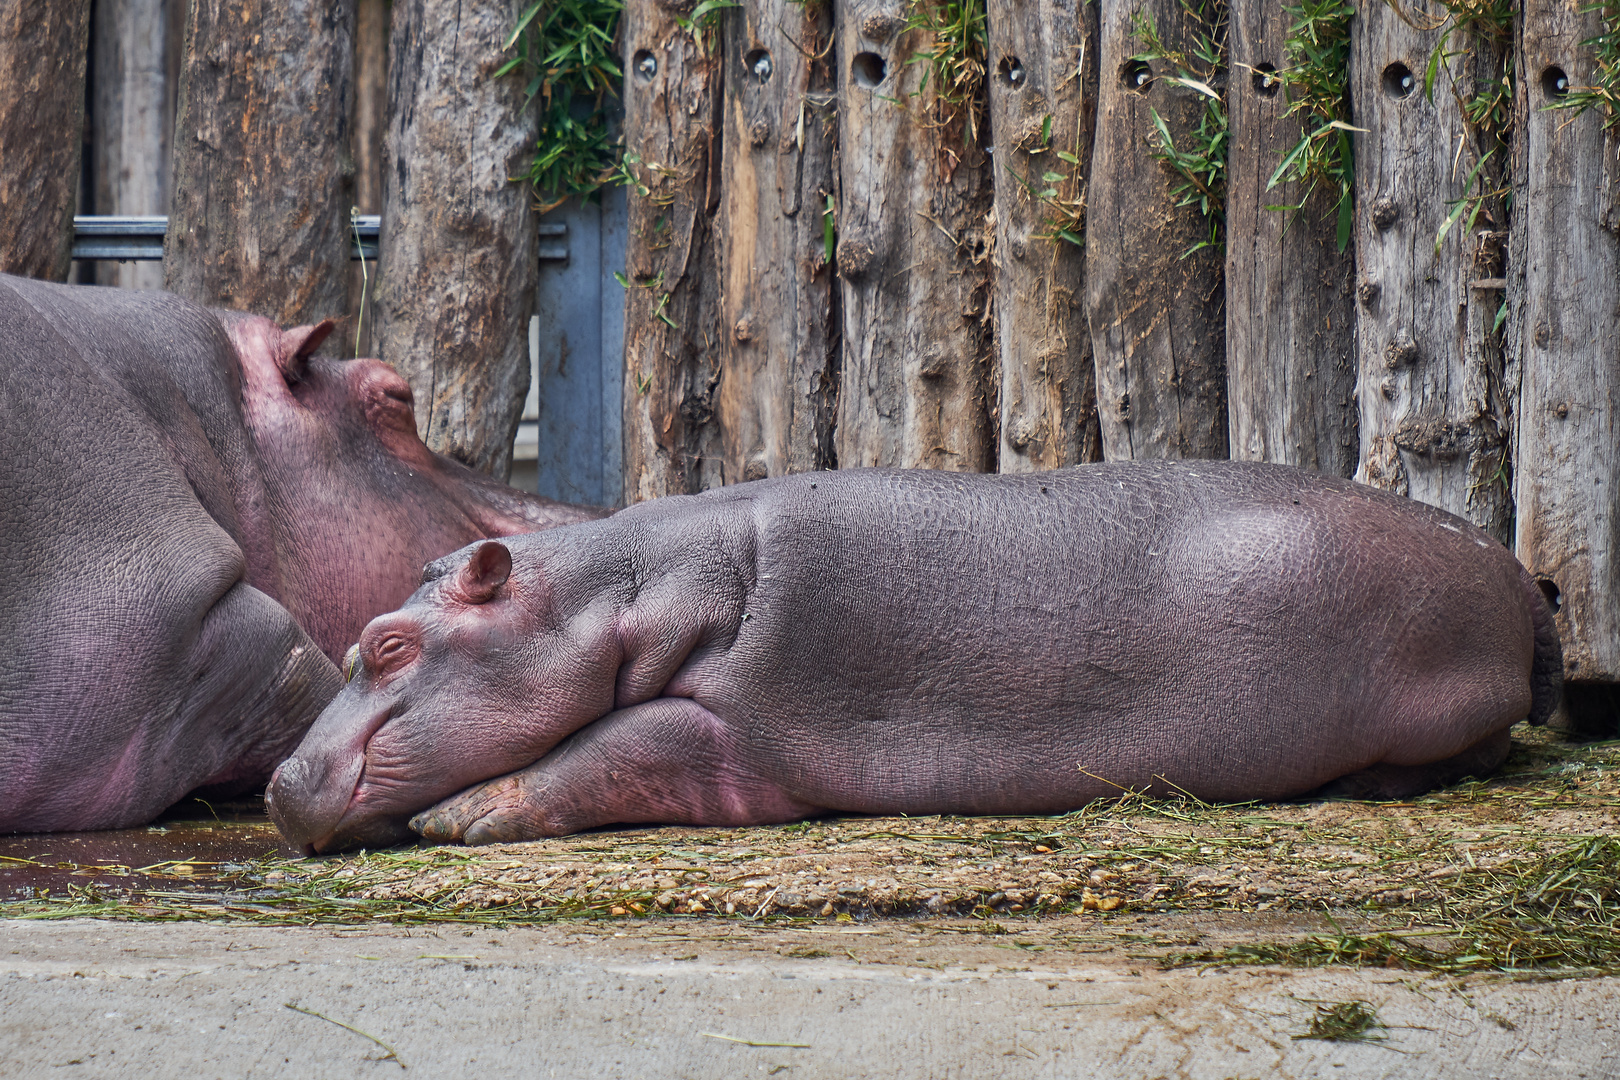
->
<box><xmin>689</xmin><ymin>462</ymin><xmax>1543</xmax><ymax>809</ymax></box>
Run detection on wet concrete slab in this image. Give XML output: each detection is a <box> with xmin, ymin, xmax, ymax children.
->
<box><xmin>2</xmin><ymin>917</ymin><xmax>1617</xmax><ymax>1079</ymax></box>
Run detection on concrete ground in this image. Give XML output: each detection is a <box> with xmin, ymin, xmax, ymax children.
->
<box><xmin>2</xmin><ymin>917</ymin><xmax>1616</xmax><ymax>1079</ymax></box>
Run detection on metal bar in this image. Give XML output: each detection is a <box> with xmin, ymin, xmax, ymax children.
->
<box><xmin>67</xmin><ymin>215</ymin><xmax>558</xmax><ymax>263</ymax></box>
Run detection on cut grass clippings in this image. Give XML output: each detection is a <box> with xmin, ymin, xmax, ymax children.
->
<box><xmin>4</xmin><ymin>725</ymin><xmax>1620</xmax><ymax>978</ymax></box>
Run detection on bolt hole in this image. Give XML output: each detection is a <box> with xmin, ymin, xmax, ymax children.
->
<box><xmin>852</xmin><ymin>51</ymin><xmax>887</xmax><ymax>89</ymax></box>
<box><xmin>1253</xmin><ymin>62</ymin><xmax>1280</xmax><ymax>97</ymax></box>
<box><xmin>1542</xmin><ymin>65</ymin><xmax>1569</xmax><ymax>100</ymax></box>
<box><xmin>1538</xmin><ymin>578</ymin><xmax>1563</xmax><ymax>613</ymax></box>
<box><xmin>633</xmin><ymin>50</ymin><xmax>658</xmax><ymax>82</ymax></box>
<box><xmin>1122</xmin><ymin>58</ymin><xmax>1152</xmax><ymax>92</ymax></box>
<box><xmin>745</xmin><ymin>48</ymin><xmax>772</xmax><ymax>83</ymax></box>
<box><xmin>1382</xmin><ymin>62</ymin><xmax>1415</xmax><ymax>99</ymax></box>
<box><xmin>998</xmin><ymin>55</ymin><xmax>1026</xmax><ymax>88</ymax></box>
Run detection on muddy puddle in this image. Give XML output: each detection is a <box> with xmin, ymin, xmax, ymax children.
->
<box><xmin>0</xmin><ymin>797</ymin><xmax>299</xmax><ymax>901</ymax></box>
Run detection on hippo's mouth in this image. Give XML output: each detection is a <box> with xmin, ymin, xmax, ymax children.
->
<box><xmin>267</xmin><ymin>702</ymin><xmax>398</xmax><ymax>853</ymax></box>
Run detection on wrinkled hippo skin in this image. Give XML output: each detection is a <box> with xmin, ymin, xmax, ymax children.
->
<box><xmin>269</xmin><ymin>462</ymin><xmax>1563</xmax><ymax>853</ymax></box>
<box><xmin>0</xmin><ymin>274</ymin><xmax>603</xmax><ymax>832</ymax></box>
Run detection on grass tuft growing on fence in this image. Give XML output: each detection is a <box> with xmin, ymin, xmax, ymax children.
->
<box><xmin>1548</xmin><ymin>1</ymin><xmax>1620</xmax><ymax>130</ymax></box>
<box><xmin>501</xmin><ymin>0</ymin><xmax>627</xmax><ymax>210</ymax></box>
<box><xmin>1132</xmin><ymin>0</ymin><xmax>1230</xmax><ymax>258</ymax></box>
<box><xmin>1265</xmin><ymin>0</ymin><xmax>1357</xmax><ymax>251</ymax></box>
<box><xmin>1380</xmin><ymin>0</ymin><xmax>1513</xmax><ymax>259</ymax></box>
<box><xmin>905</xmin><ymin>0</ymin><xmax>990</xmax><ymax>142</ymax></box>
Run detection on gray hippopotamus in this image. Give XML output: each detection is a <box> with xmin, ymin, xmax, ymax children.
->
<box><xmin>267</xmin><ymin>462</ymin><xmax>1562</xmax><ymax>853</ymax></box>
<box><xmin>0</xmin><ymin>273</ymin><xmax>601</xmax><ymax>833</ymax></box>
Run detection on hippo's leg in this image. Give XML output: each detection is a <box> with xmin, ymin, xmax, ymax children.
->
<box><xmin>1306</xmin><ymin>727</ymin><xmax>1514</xmax><ymax>801</ymax></box>
<box><xmin>410</xmin><ymin>698</ymin><xmax>819</xmax><ymax>844</ymax></box>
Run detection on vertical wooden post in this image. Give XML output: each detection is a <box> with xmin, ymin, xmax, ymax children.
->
<box><xmin>91</xmin><ymin>0</ymin><xmax>172</xmax><ymax>292</ymax></box>
<box><xmin>715</xmin><ymin>0</ymin><xmax>839</xmax><ymax>482</ymax></box>
<box><xmin>1085</xmin><ymin>0</ymin><xmax>1228</xmax><ymax>461</ymax></box>
<box><xmin>985</xmin><ymin>0</ymin><xmax>1101</xmax><ymax>471</ymax></box>
<box><xmin>1350</xmin><ymin>5</ymin><xmax>1512</xmax><ymax>541</ymax></box>
<box><xmin>1225</xmin><ymin>2</ymin><xmax>1356</xmax><ymax>476</ymax></box>
<box><xmin>0</xmin><ymin>0</ymin><xmax>89</xmax><ymax>281</ymax></box>
<box><xmin>167</xmin><ymin>0</ymin><xmax>356</xmax><ymax>329</ymax></box>
<box><xmin>619</xmin><ymin>8</ymin><xmax>725</xmax><ymax>501</ymax></box>
<box><xmin>1512</xmin><ymin>1</ymin><xmax>1620</xmax><ymax>704</ymax></box>
<box><xmin>375</xmin><ymin>0</ymin><xmax>538</xmax><ymax>479</ymax></box>
<box><xmin>833</xmin><ymin>0</ymin><xmax>994</xmax><ymax>472</ymax></box>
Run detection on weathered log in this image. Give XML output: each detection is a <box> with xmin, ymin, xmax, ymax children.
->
<box><xmin>986</xmin><ymin>0</ymin><xmax>1101</xmax><ymax>470</ymax></box>
<box><xmin>620</xmin><ymin>8</ymin><xmax>725</xmax><ymax>501</ymax></box>
<box><xmin>0</xmin><ymin>0</ymin><xmax>90</xmax><ymax>281</ymax></box>
<box><xmin>1225</xmin><ymin>1</ymin><xmax>1356</xmax><ymax>476</ymax></box>
<box><xmin>1350</xmin><ymin>5</ymin><xmax>1512</xmax><ymax>541</ymax></box>
<box><xmin>714</xmin><ymin>0</ymin><xmax>839</xmax><ymax>482</ymax></box>
<box><xmin>1085</xmin><ymin>0</ymin><xmax>1227</xmax><ymax>461</ymax></box>
<box><xmin>90</xmin><ymin>0</ymin><xmax>173</xmax><ymax>291</ymax></box>
<box><xmin>375</xmin><ymin>0</ymin><xmax>538</xmax><ymax>479</ymax></box>
<box><xmin>833</xmin><ymin>0</ymin><xmax>994</xmax><ymax>472</ymax></box>
<box><xmin>167</xmin><ymin>0</ymin><xmax>355</xmax><ymax>330</ymax></box>
<box><xmin>1512</xmin><ymin>1</ymin><xmax>1620</xmax><ymax>699</ymax></box>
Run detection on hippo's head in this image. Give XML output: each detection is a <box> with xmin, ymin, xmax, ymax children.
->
<box><xmin>222</xmin><ymin>316</ymin><xmax>602</xmax><ymax>663</ymax></box>
<box><xmin>266</xmin><ymin>538</ymin><xmax>620</xmax><ymax>852</ymax></box>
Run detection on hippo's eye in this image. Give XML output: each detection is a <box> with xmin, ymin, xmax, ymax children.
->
<box><xmin>342</xmin><ymin>643</ymin><xmax>360</xmax><ymax>682</ymax></box>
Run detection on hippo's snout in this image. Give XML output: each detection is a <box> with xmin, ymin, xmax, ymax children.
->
<box><xmin>266</xmin><ymin>754</ymin><xmax>361</xmax><ymax>853</ymax></box>
<box><xmin>265</xmin><ymin>694</ymin><xmax>402</xmax><ymax>853</ymax></box>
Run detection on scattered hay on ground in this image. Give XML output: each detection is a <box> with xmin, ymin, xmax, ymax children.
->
<box><xmin>4</xmin><ymin>725</ymin><xmax>1618</xmax><ymax>976</ymax></box>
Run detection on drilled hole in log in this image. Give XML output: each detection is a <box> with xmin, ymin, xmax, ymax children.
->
<box><xmin>633</xmin><ymin>50</ymin><xmax>658</xmax><ymax>82</ymax></box>
<box><xmin>745</xmin><ymin>48</ymin><xmax>772</xmax><ymax>83</ymax></box>
<box><xmin>1382</xmin><ymin>62</ymin><xmax>1415</xmax><ymax>99</ymax></box>
<box><xmin>1252</xmin><ymin>62</ymin><xmax>1280</xmax><ymax>96</ymax></box>
<box><xmin>1122</xmin><ymin>58</ymin><xmax>1152</xmax><ymax>92</ymax></box>
<box><xmin>998</xmin><ymin>55</ymin><xmax>1026</xmax><ymax>88</ymax></box>
<box><xmin>852</xmin><ymin>52</ymin><xmax>887</xmax><ymax>89</ymax></box>
<box><xmin>1538</xmin><ymin>577</ymin><xmax>1563</xmax><ymax>614</ymax></box>
<box><xmin>1542</xmin><ymin>66</ymin><xmax>1569</xmax><ymax>100</ymax></box>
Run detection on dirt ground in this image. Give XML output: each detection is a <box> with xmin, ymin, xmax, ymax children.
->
<box><xmin>3</xmin><ymin>724</ymin><xmax>1618</xmax><ymax>976</ymax></box>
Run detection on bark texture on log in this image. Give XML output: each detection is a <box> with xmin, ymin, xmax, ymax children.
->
<box><xmin>167</xmin><ymin>0</ymin><xmax>355</xmax><ymax>329</ymax></box>
<box><xmin>0</xmin><ymin>0</ymin><xmax>90</xmax><ymax>281</ymax></box>
<box><xmin>91</xmin><ymin>0</ymin><xmax>174</xmax><ymax>291</ymax></box>
<box><xmin>619</xmin><ymin>11</ymin><xmax>725</xmax><ymax>502</ymax></box>
<box><xmin>1225</xmin><ymin>2</ymin><xmax>1356</xmax><ymax>477</ymax></box>
<box><xmin>833</xmin><ymin>0</ymin><xmax>994</xmax><ymax>472</ymax></box>
<box><xmin>1512</xmin><ymin>1</ymin><xmax>1620</xmax><ymax>684</ymax></box>
<box><xmin>1085</xmin><ymin>0</ymin><xmax>1227</xmax><ymax>461</ymax></box>
<box><xmin>375</xmin><ymin>0</ymin><xmax>538</xmax><ymax>479</ymax></box>
<box><xmin>1350</xmin><ymin>5</ymin><xmax>1512</xmax><ymax>541</ymax></box>
<box><xmin>715</xmin><ymin>0</ymin><xmax>839</xmax><ymax>483</ymax></box>
<box><xmin>987</xmin><ymin>0</ymin><xmax>1101</xmax><ymax>471</ymax></box>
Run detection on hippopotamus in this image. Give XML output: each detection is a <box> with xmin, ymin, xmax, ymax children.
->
<box><xmin>0</xmin><ymin>273</ymin><xmax>601</xmax><ymax>833</ymax></box>
<box><xmin>267</xmin><ymin>462</ymin><xmax>1562</xmax><ymax>853</ymax></box>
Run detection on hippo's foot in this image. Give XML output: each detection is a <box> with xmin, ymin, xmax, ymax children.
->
<box><xmin>1307</xmin><ymin>728</ymin><xmax>1513</xmax><ymax>801</ymax></box>
<box><xmin>410</xmin><ymin>698</ymin><xmax>820</xmax><ymax>844</ymax></box>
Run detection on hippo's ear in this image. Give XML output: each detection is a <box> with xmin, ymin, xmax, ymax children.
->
<box><xmin>275</xmin><ymin>320</ymin><xmax>336</xmax><ymax>383</ymax></box>
<box><xmin>455</xmin><ymin>541</ymin><xmax>512</xmax><ymax>605</ymax></box>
